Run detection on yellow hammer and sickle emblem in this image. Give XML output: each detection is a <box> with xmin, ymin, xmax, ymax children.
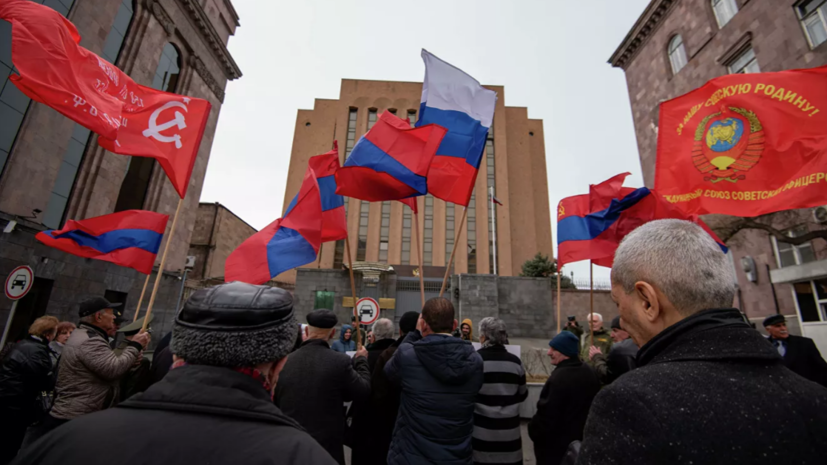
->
<box><xmin>558</xmin><ymin>204</ymin><xmax>565</xmax><ymax>218</ymax></box>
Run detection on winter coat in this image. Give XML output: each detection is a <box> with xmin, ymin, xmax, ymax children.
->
<box><xmin>591</xmin><ymin>337</ymin><xmax>638</xmax><ymax>384</ymax></box>
<box><xmin>367</xmin><ymin>337</ymin><xmax>396</xmax><ymax>373</ymax></box>
<box><xmin>12</xmin><ymin>364</ymin><xmax>337</xmax><ymax>465</ymax></box>
<box><xmin>364</xmin><ymin>336</ymin><xmax>405</xmax><ymax>465</ymax></box>
<box><xmin>576</xmin><ymin>308</ymin><xmax>827</xmax><ymax>465</ymax></box>
<box><xmin>579</xmin><ymin>328</ymin><xmax>612</xmax><ymax>367</ymax></box>
<box><xmin>0</xmin><ymin>336</ymin><xmax>55</xmax><ymax>414</ymax></box>
<box><xmin>49</xmin><ymin>323</ymin><xmax>141</xmax><ymax>420</ymax></box>
<box><xmin>350</xmin><ymin>337</ymin><xmax>397</xmax><ymax>465</ymax></box>
<box><xmin>331</xmin><ymin>324</ymin><xmax>357</xmax><ymax>353</ymax></box>
<box><xmin>275</xmin><ymin>338</ymin><xmax>371</xmax><ymax>465</ymax></box>
<box><xmin>528</xmin><ymin>358</ymin><xmax>600</xmax><ymax>465</ymax></box>
<box><xmin>769</xmin><ymin>334</ymin><xmax>827</xmax><ymax>388</ymax></box>
<box><xmin>385</xmin><ymin>330</ymin><xmax>484</xmax><ymax>465</ymax></box>
<box><xmin>473</xmin><ymin>344</ymin><xmax>528</xmax><ymax>465</ymax></box>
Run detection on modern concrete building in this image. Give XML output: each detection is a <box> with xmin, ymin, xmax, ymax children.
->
<box><xmin>610</xmin><ymin>0</ymin><xmax>827</xmax><ymax>348</ymax></box>
<box><xmin>279</xmin><ymin>79</ymin><xmax>553</xmax><ymax>283</ymax></box>
<box><xmin>0</xmin><ymin>0</ymin><xmax>240</xmax><ymax>346</ymax></box>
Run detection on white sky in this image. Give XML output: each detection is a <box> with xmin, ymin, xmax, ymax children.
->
<box><xmin>201</xmin><ymin>0</ymin><xmax>651</xmax><ymax>283</ymax></box>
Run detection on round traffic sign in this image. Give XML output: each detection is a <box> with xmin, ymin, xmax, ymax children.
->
<box><xmin>5</xmin><ymin>265</ymin><xmax>34</xmax><ymax>301</ymax></box>
<box><xmin>354</xmin><ymin>297</ymin><xmax>380</xmax><ymax>326</ymax></box>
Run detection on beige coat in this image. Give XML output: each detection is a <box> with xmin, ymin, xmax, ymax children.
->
<box><xmin>50</xmin><ymin>323</ymin><xmax>140</xmax><ymax>420</ymax></box>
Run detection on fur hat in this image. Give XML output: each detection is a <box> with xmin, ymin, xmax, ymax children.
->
<box><xmin>171</xmin><ymin>282</ymin><xmax>297</xmax><ymax>367</ymax></box>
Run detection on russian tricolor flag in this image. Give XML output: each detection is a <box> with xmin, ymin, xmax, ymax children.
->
<box><xmin>557</xmin><ymin>174</ymin><xmax>727</xmax><ymax>268</ymax></box>
<box><xmin>335</xmin><ymin>111</ymin><xmax>446</xmax><ymax>201</ymax></box>
<box><xmin>417</xmin><ymin>49</ymin><xmax>497</xmax><ymax>207</ymax></box>
<box><xmin>35</xmin><ymin>210</ymin><xmax>169</xmax><ymax>274</ymax></box>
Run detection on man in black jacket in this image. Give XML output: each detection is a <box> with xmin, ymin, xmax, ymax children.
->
<box><xmin>385</xmin><ymin>298</ymin><xmax>483</xmax><ymax>465</ymax></box>
<box><xmin>13</xmin><ymin>282</ymin><xmax>336</xmax><ymax>465</ymax></box>
<box><xmin>529</xmin><ymin>331</ymin><xmax>600</xmax><ymax>465</ymax></box>
<box><xmin>764</xmin><ymin>314</ymin><xmax>827</xmax><ymax>387</ymax></box>
<box><xmin>275</xmin><ymin>309</ymin><xmax>370</xmax><ymax>465</ymax></box>
<box><xmin>575</xmin><ymin>219</ymin><xmax>827</xmax><ymax>465</ymax></box>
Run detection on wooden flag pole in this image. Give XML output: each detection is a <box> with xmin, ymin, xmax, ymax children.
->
<box><xmin>413</xmin><ymin>208</ymin><xmax>425</xmax><ymax>306</ymax></box>
<box><xmin>132</xmin><ymin>273</ymin><xmax>152</xmax><ymax>322</ymax></box>
<box><xmin>141</xmin><ymin>198</ymin><xmax>184</xmax><ymax>333</ymax></box>
<box><xmin>556</xmin><ymin>265</ymin><xmax>562</xmax><ymax>333</ymax></box>
<box><xmin>344</xmin><ymin>235</ymin><xmax>361</xmax><ymax>349</ymax></box>
<box><xmin>439</xmin><ymin>206</ymin><xmax>468</xmax><ymax>298</ymax></box>
<box><xmin>589</xmin><ymin>260</ymin><xmax>594</xmax><ymax>346</ymax></box>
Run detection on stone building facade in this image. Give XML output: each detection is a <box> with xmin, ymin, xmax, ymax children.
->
<box><xmin>280</xmin><ymin>79</ymin><xmax>553</xmax><ymax>283</ymax></box>
<box><xmin>187</xmin><ymin>202</ymin><xmax>255</xmax><ymax>281</ymax></box>
<box><xmin>0</xmin><ymin>0</ymin><xmax>240</xmax><ymax>346</ymax></box>
<box><xmin>610</xmin><ymin>0</ymin><xmax>827</xmax><ymax>348</ymax></box>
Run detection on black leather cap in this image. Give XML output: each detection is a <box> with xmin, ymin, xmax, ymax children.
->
<box><xmin>307</xmin><ymin>309</ymin><xmax>337</xmax><ymax>329</ymax></box>
<box><xmin>763</xmin><ymin>314</ymin><xmax>786</xmax><ymax>327</ymax></box>
<box><xmin>79</xmin><ymin>296</ymin><xmax>122</xmax><ymax>317</ymax></box>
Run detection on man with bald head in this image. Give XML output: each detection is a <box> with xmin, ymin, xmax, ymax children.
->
<box><xmin>575</xmin><ymin>219</ymin><xmax>827</xmax><ymax>465</ymax></box>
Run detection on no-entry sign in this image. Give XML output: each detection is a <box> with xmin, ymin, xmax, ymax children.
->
<box><xmin>354</xmin><ymin>297</ymin><xmax>380</xmax><ymax>326</ymax></box>
<box><xmin>5</xmin><ymin>265</ymin><xmax>33</xmax><ymax>300</ymax></box>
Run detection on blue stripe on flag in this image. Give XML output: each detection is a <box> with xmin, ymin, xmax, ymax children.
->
<box><xmin>417</xmin><ymin>103</ymin><xmax>489</xmax><ymax>169</ymax></box>
<box><xmin>266</xmin><ymin>226</ymin><xmax>317</xmax><ymax>278</ymax></box>
<box><xmin>344</xmin><ymin>137</ymin><xmax>427</xmax><ymax>194</ymax></box>
<box><xmin>50</xmin><ymin>229</ymin><xmax>163</xmax><ymax>254</ymax></box>
<box><xmin>318</xmin><ymin>175</ymin><xmax>344</xmax><ymax>212</ymax></box>
<box><xmin>557</xmin><ymin>188</ymin><xmax>651</xmax><ymax>244</ymax></box>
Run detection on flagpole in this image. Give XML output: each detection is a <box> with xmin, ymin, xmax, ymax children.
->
<box><xmin>413</xmin><ymin>207</ymin><xmax>425</xmax><ymax>306</ymax></box>
<box><xmin>141</xmin><ymin>198</ymin><xmax>184</xmax><ymax>333</ymax></box>
<box><xmin>490</xmin><ymin>187</ymin><xmax>497</xmax><ymax>275</ymax></box>
<box><xmin>589</xmin><ymin>260</ymin><xmax>594</xmax><ymax>346</ymax></box>
<box><xmin>344</xmin><ymin>235</ymin><xmax>361</xmax><ymax>349</ymax></box>
<box><xmin>556</xmin><ymin>265</ymin><xmax>562</xmax><ymax>333</ymax></box>
<box><xmin>132</xmin><ymin>273</ymin><xmax>151</xmax><ymax>322</ymax></box>
<box><xmin>439</xmin><ymin>206</ymin><xmax>468</xmax><ymax>298</ymax></box>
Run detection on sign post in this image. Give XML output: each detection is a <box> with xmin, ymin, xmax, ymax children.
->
<box><xmin>354</xmin><ymin>297</ymin><xmax>380</xmax><ymax>327</ymax></box>
<box><xmin>2</xmin><ymin>265</ymin><xmax>34</xmax><ymax>348</ymax></box>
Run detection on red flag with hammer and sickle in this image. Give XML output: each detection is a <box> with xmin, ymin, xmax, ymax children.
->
<box><xmin>0</xmin><ymin>0</ymin><xmax>211</xmax><ymax>198</ymax></box>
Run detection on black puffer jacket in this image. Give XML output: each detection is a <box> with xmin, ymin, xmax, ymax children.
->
<box><xmin>576</xmin><ymin>308</ymin><xmax>827</xmax><ymax>465</ymax></box>
<box><xmin>385</xmin><ymin>331</ymin><xmax>483</xmax><ymax>465</ymax></box>
<box><xmin>0</xmin><ymin>336</ymin><xmax>54</xmax><ymax>415</ymax></box>
<box><xmin>13</xmin><ymin>364</ymin><xmax>337</xmax><ymax>465</ymax></box>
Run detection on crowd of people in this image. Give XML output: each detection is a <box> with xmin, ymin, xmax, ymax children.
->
<box><xmin>1</xmin><ymin>219</ymin><xmax>827</xmax><ymax>465</ymax></box>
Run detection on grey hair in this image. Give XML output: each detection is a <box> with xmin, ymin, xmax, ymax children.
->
<box><xmin>612</xmin><ymin>219</ymin><xmax>735</xmax><ymax>315</ymax></box>
<box><xmin>478</xmin><ymin>317</ymin><xmax>508</xmax><ymax>346</ymax></box>
<box><xmin>589</xmin><ymin>313</ymin><xmax>603</xmax><ymax>323</ymax></box>
<box><xmin>372</xmin><ymin>318</ymin><xmax>395</xmax><ymax>341</ymax></box>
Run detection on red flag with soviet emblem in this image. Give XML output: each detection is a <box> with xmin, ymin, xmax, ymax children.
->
<box><xmin>0</xmin><ymin>0</ymin><xmax>210</xmax><ymax>199</ymax></box>
<box><xmin>655</xmin><ymin>65</ymin><xmax>827</xmax><ymax>216</ymax></box>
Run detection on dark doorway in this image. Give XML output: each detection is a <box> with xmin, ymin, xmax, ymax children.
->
<box><xmin>5</xmin><ymin>277</ymin><xmax>54</xmax><ymax>346</ymax></box>
<box><xmin>114</xmin><ymin>157</ymin><xmax>155</xmax><ymax>212</ymax></box>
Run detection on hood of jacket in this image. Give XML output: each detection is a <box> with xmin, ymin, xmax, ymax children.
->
<box><xmin>413</xmin><ymin>334</ymin><xmax>481</xmax><ymax>385</ymax></box>
<box><xmin>637</xmin><ymin>308</ymin><xmax>781</xmax><ymax>367</ymax></box>
<box><xmin>339</xmin><ymin>324</ymin><xmax>354</xmax><ymax>344</ymax></box>
<box><xmin>460</xmin><ymin>319</ymin><xmax>473</xmax><ymax>340</ymax></box>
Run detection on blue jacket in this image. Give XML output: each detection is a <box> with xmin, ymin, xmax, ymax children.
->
<box><xmin>331</xmin><ymin>325</ymin><xmax>356</xmax><ymax>353</ymax></box>
<box><xmin>384</xmin><ymin>331</ymin><xmax>484</xmax><ymax>465</ymax></box>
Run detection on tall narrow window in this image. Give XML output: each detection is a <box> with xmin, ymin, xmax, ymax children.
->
<box><xmin>42</xmin><ymin>0</ymin><xmax>134</xmax><ymax>228</ymax></box>
<box><xmin>368</xmin><ymin>109</ymin><xmax>378</xmax><ymax>130</ymax></box>
<box><xmin>712</xmin><ymin>0</ymin><xmax>738</xmax><ymax>28</ymax></box>
<box><xmin>356</xmin><ymin>201</ymin><xmax>370</xmax><ymax>261</ymax></box>
<box><xmin>401</xmin><ymin>204</ymin><xmax>412</xmax><ymax>264</ymax></box>
<box><xmin>408</xmin><ymin>109</ymin><xmax>417</xmax><ymax>127</ymax></box>
<box><xmin>467</xmin><ymin>192</ymin><xmax>477</xmax><ymax>273</ymax></box>
<box><xmin>115</xmin><ymin>42</ymin><xmax>179</xmax><ymax>213</ymax></box>
<box><xmin>379</xmin><ymin>201</ymin><xmax>390</xmax><ymax>262</ymax></box>
<box><xmin>486</xmin><ymin>131</ymin><xmax>496</xmax><ymax>274</ymax></box>
<box><xmin>668</xmin><ymin>35</ymin><xmax>688</xmax><ymax>74</ymax></box>
<box><xmin>345</xmin><ymin>108</ymin><xmax>358</xmax><ymax>159</ymax></box>
<box><xmin>797</xmin><ymin>0</ymin><xmax>827</xmax><ymax>48</ymax></box>
<box><xmin>423</xmin><ymin>195</ymin><xmax>433</xmax><ymax>265</ymax></box>
<box><xmin>728</xmin><ymin>47</ymin><xmax>760</xmax><ymax>74</ymax></box>
<box><xmin>445</xmin><ymin>203</ymin><xmax>455</xmax><ymax>266</ymax></box>
<box><xmin>333</xmin><ymin>201</ymin><xmax>348</xmax><ymax>269</ymax></box>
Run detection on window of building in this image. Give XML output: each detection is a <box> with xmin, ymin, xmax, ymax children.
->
<box><xmin>356</xmin><ymin>200</ymin><xmax>370</xmax><ymax>261</ymax></box>
<box><xmin>728</xmin><ymin>47</ymin><xmax>760</xmax><ymax>74</ymax></box>
<box><xmin>41</xmin><ymin>0</ymin><xmax>134</xmax><ymax>228</ymax></box>
<box><xmin>773</xmin><ymin>225</ymin><xmax>817</xmax><ymax>268</ymax></box>
<box><xmin>1</xmin><ymin>0</ymin><xmax>77</xmax><ymax>190</ymax></box>
<box><xmin>793</xmin><ymin>279</ymin><xmax>827</xmax><ymax>322</ymax></box>
<box><xmin>115</xmin><ymin>41</ymin><xmax>179</xmax><ymax>213</ymax></box>
<box><xmin>486</xmin><ymin>135</ymin><xmax>497</xmax><ymax>274</ymax></box>
<box><xmin>797</xmin><ymin>0</ymin><xmax>827</xmax><ymax>48</ymax></box>
<box><xmin>345</xmin><ymin>108</ymin><xmax>358</xmax><ymax>159</ymax></box>
<box><xmin>712</xmin><ymin>0</ymin><xmax>739</xmax><ymax>28</ymax></box>
<box><xmin>314</xmin><ymin>290</ymin><xmax>335</xmax><ymax>309</ymax></box>
<box><xmin>388</xmin><ymin>108</ymin><xmax>397</xmax><ymax>115</ymax></box>
<box><xmin>467</xmin><ymin>191</ymin><xmax>476</xmax><ymax>273</ymax></box>
<box><xmin>379</xmin><ymin>201</ymin><xmax>390</xmax><ymax>262</ymax></box>
<box><xmin>368</xmin><ymin>109</ymin><xmax>378</xmax><ymax>130</ymax></box>
<box><xmin>445</xmin><ymin>203</ymin><xmax>455</xmax><ymax>266</ymax></box>
<box><xmin>333</xmin><ymin>201</ymin><xmax>347</xmax><ymax>269</ymax></box>
<box><xmin>423</xmin><ymin>195</ymin><xmax>433</xmax><ymax>265</ymax></box>
<box><xmin>401</xmin><ymin>205</ymin><xmax>412</xmax><ymax>264</ymax></box>
<box><xmin>408</xmin><ymin>109</ymin><xmax>417</xmax><ymax>127</ymax></box>
<box><xmin>668</xmin><ymin>35</ymin><xmax>688</xmax><ymax>74</ymax></box>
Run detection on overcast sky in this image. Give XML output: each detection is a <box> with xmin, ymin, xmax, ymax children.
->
<box><xmin>201</xmin><ymin>0</ymin><xmax>651</xmax><ymax>283</ymax></box>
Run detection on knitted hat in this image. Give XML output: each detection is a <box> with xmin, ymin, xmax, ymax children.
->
<box><xmin>549</xmin><ymin>331</ymin><xmax>580</xmax><ymax>359</ymax></box>
<box><xmin>171</xmin><ymin>282</ymin><xmax>297</xmax><ymax>367</ymax></box>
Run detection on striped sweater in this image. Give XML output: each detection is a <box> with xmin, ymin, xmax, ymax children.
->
<box><xmin>473</xmin><ymin>344</ymin><xmax>528</xmax><ymax>465</ymax></box>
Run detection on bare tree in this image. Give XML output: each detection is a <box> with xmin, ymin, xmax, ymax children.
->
<box><xmin>707</xmin><ymin>209</ymin><xmax>827</xmax><ymax>247</ymax></box>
